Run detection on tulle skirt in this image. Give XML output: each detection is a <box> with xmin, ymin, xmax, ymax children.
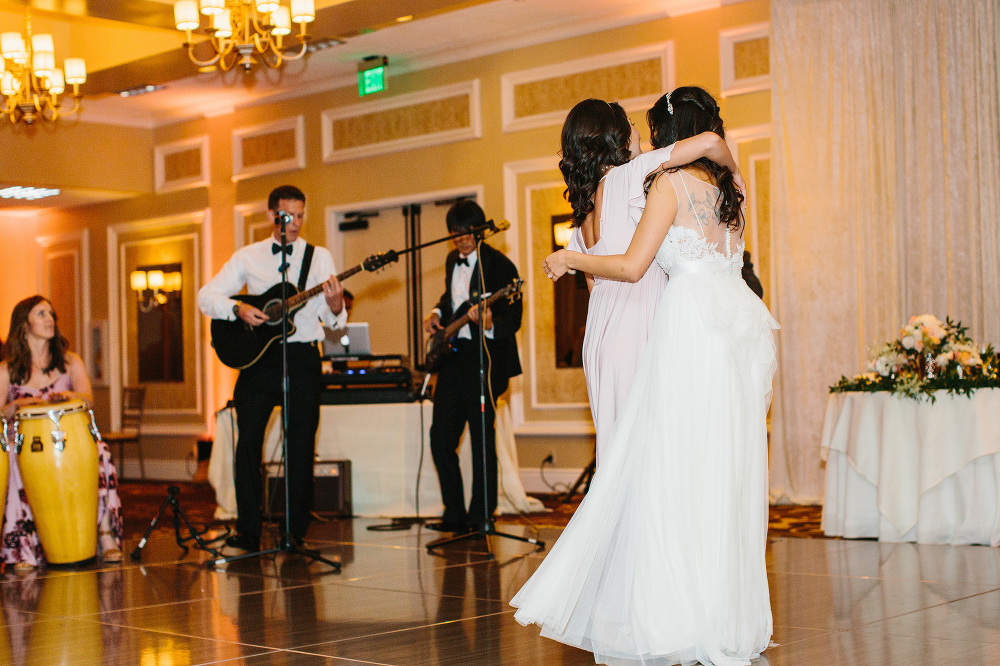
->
<box><xmin>511</xmin><ymin>269</ymin><xmax>779</xmax><ymax>666</ymax></box>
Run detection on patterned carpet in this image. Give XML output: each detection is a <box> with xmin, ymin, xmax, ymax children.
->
<box><xmin>495</xmin><ymin>494</ymin><xmax>826</xmax><ymax>538</ymax></box>
<box><xmin>119</xmin><ymin>482</ymin><xmax>827</xmax><ymax>539</ymax></box>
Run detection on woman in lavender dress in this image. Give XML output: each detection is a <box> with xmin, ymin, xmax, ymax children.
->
<box><xmin>559</xmin><ymin>99</ymin><xmax>740</xmax><ymax>464</ymax></box>
<box><xmin>0</xmin><ymin>295</ymin><xmax>123</xmax><ymax>566</ymax></box>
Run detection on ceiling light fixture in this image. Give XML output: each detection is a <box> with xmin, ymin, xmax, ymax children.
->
<box><xmin>305</xmin><ymin>37</ymin><xmax>344</xmax><ymax>53</ymax></box>
<box><xmin>0</xmin><ymin>9</ymin><xmax>86</xmax><ymax>125</ymax></box>
<box><xmin>118</xmin><ymin>84</ymin><xmax>167</xmax><ymax>98</ymax></box>
<box><xmin>174</xmin><ymin>0</ymin><xmax>315</xmax><ymax>72</ymax></box>
<box><xmin>0</xmin><ymin>186</ymin><xmax>60</xmax><ymax>200</ymax></box>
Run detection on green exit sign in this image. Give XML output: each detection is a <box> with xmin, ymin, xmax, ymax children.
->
<box><xmin>359</xmin><ymin>66</ymin><xmax>385</xmax><ymax>96</ymax></box>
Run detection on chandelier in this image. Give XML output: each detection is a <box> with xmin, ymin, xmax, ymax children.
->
<box><xmin>0</xmin><ymin>11</ymin><xmax>86</xmax><ymax>125</ymax></box>
<box><xmin>174</xmin><ymin>0</ymin><xmax>315</xmax><ymax>72</ymax></box>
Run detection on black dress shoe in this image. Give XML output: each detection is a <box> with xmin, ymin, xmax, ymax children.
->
<box><xmin>225</xmin><ymin>532</ymin><xmax>260</xmax><ymax>551</ymax></box>
<box><xmin>425</xmin><ymin>521</ymin><xmax>472</xmax><ymax>534</ymax></box>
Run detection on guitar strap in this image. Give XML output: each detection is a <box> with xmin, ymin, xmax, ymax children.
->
<box><xmin>298</xmin><ymin>243</ymin><xmax>315</xmax><ymax>292</ymax></box>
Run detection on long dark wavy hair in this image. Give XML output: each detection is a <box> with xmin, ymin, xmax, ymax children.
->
<box><xmin>2</xmin><ymin>295</ymin><xmax>69</xmax><ymax>385</ymax></box>
<box><xmin>645</xmin><ymin>86</ymin><xmax>744</xmax><ymax>233</ymax></box>
<box><xmin>560</xmin><ymin>99</ymin><xmax>633</xmax><ymax>227</ymax></box>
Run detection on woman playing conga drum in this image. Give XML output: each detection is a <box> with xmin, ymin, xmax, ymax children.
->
<box><xmin>0</xmin><ymin>295</ymin><xmax>123</xmax><ymax>565</ymax></box>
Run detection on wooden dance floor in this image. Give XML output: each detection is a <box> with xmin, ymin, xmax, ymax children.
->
<box><xmin>2</xmin><ymin>516</ymin><xmax>999</xmax><ymax>664</ymax></box>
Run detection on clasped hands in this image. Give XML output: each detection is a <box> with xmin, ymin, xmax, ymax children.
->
<box><xmin>542</xmin><ymin>249</ymin><xmax>571</xmax><ymax>282</ymax></box>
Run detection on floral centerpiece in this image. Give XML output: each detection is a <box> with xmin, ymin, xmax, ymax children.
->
<box><xmin>831</xmin><ymin>315</ymin><xmax>1000</xmax><ymax>400</ymax></box>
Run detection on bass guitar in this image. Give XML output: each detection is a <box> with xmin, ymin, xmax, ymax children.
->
<box><xmin>211</xmin><ymin>251</ymin><xmax>398</xmax><ymax>369</ymax></box>
<box><xmin>424</xmin><ymin>278</ymin><xmax>524</xmax><ymax>372</ymax></box>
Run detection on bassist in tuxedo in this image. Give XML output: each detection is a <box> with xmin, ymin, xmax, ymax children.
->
<box><xmin>197</xmin><ymin>185</ymin><xmax>347</xmax><ymax>551</ymax></box>
<box><xmin>424</xmin><ymin>200</ymin><xmax>522</xmax><ymax>533</ymax></box>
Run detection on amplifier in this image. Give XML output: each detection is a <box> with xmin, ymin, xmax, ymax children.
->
<box><xmin>263</xmin><ymin>460</ymin><xmax>352</xmax><ymax>517</ymax></box>
<box><xmin>320</xmin><ymin>387</ymin><xmax>415</xmax><ymax>404</ymax></box>
<box><xmin>322</xmin><ymin>365</ymin><xmax>412</xmax><ymax>389</ymax></box>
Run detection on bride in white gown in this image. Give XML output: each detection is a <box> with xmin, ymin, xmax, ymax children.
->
<box><xmin>512</xmin><ymin>87</ymin><xmax>778</xmax><ymax>666</ymax></box>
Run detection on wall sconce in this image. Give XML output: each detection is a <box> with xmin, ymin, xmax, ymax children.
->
<box><xmin>130</xmin><ymin>269</ymin><xmax>182</xmax><ymax>312</ymax></box>
<box><xmin>552</xmin><ymin>220</ymin><xmax>574</xmax><ymax>249</ymax></box>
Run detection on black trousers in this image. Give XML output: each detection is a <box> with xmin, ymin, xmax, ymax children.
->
<box><xmin>232</xmin><ymin>341</ymin><xmax>321</xmax><ymax>541</ymax></box>
<box><xmin>430</xmin><ymin>339</ymin><xmax>507</xmax><ymax>528</ymax></box>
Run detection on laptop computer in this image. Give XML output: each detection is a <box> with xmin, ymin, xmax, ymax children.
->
<box><xmin>323</xmin><ymin>322</ymin><xmax>372</xmax><ymax>357</ymax></box>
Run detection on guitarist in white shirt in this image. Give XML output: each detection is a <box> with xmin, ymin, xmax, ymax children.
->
<box><xmin>423</xmin><ymin>200</ymin><xmax>523</xmax><ymax>534</ymax></box>
<box><xmin>198</xmin><ymin>185</ymin><xmax>346</xmax><ymax>551</ymax></box>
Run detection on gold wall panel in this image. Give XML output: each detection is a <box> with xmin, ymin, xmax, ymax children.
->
<box><xmin>754</xmin><ymin>157</ymin><xmax>773</xmax><ymax>310</ymax></box>
<box><xmin>733</xmin><ymin>37</ymin><xmax>769</xmax><ymax>81</ymax></box>
<box><xmin>513</xmin><ymin>59</ymin><xmax>661</xmax><ymax>119</ymax></box>
<box><xmin>122</xmin><ymin>234</ymin><xmax>200</xmax><ymax>413</ymax></box>
<box><xmin>331</xmin><ymin>95</ymin><xmax>471</xmax><ymax>150</ymax></box>
<box><xmin>242</xmin><ymin>129</ymin><xmax>297</xmax><ymax>168</ymax></box>
<box><xmin>163</xmin><ymin>147</ymin><xmax>202</xmax><ymax>183</ymax></box>
<box><xmin>530</xmin><ymin>185</ymin><xmax>588</xmax><ymax>405</ymax></box>
<box><xmin>250</xmin><ymin>218</ymin><xmax>274</xmax><ymax>244</ymax></box>
<box><xmin>47</xmin><ymin>253</ymin><xmax>78</xmax><ymax>353</ymax></box>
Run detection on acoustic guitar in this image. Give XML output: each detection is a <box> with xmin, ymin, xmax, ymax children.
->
<box><xmin>424</xmin><ymin>278</ymin><xmax>524</xmax><ymax>372</ymax></box>
<box><xmin>210</xmin><ymin>251</ymin><xmax>398</xmax><ymax>370</ymax></box>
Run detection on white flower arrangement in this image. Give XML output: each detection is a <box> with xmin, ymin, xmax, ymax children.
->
<box><xmin>833</xmin><ymin>315</ymin><xmax>998</xmax><ymax>400</ymax></box>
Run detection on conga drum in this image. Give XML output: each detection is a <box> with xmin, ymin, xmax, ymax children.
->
<box><xmin>14</xmin><ymin>400</ymin><xmax>99</xmax><ymax>564</ymax></box>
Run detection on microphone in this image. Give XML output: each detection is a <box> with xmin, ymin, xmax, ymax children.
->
<box><xmin>276</xmin><ymin>210</ymin><xmax>293</xmax><ymax>225</ymax></box>
<box><xmin>482</xmin><ymin>219</ymin><xmax>511</xmax><ymax>237</ymax></box>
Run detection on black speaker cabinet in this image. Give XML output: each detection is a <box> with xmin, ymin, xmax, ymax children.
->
<box><xmin>263</xmin><ymin>460</ymin><xmax>352</xmax><ymax>517</ymax></box>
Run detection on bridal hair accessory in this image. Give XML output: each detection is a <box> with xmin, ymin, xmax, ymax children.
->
<box><xmin>664</xmin><ymin>91</ymin><xmax>673</xmax><ymax>115</ymax></box>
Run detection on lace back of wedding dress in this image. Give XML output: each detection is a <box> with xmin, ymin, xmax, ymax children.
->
<box><xmin>655</xmin><ymin>169</ymin><xmax>744</xmax><ymax>275</ymax></box>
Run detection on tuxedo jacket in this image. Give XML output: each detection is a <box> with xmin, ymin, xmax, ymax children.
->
<box><xmin>434</xmin><ymin>242</ymin><xmax>523</xmax><ymax>387</ymax></box>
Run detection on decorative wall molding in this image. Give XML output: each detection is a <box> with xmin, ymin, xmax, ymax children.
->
<box><xmin>500</xmin><ymin>42</ymin><xmax>674</xmax><ymax>133</ymax></box>
<box><xmin>35</xmin><ymin>229</ymin><xmax>91</xmax><ymax>375</ymax></box>
<box><xmin>106</xmin><ymin>211</ymin><xmax>211</xmax><ymax>433</ymax></box>
<box><xmin>321</xmin><ymin>80</ymin><xmax>482</xmax><ymax>163</ymax></box>
<box><xmin>748</xmin><ymin>152</ymin><xmax>776</xmax><ymax>315</ymax></box>
<box><xmin>726</xmin><ymin>123</ymin><xmax>771</xmax><ymax>165</ymax></box>
<box><xmin>234</xmin><ymin>200</ymin><xmax>269</xmax><ymax>250</ymax></box>
<box><xmin>502</xmin><ymin>156</ymin><xmax>596</xmax><ymax>436</ymax></box>
<box><xmin>232</xmin><ymin>115</ymin><xmax>306</xmax><ymax>182</ymax></box>
<box><xmin>524</xmin><ymin>181</ymin><xmax>590</xmax><ymax>413</ymax></box>
<box><xmin>154</xmin><ymin>135</ymin><xmax>210</xmax><ymax>193</ymax></box>
<box><xmin>502</xmin><ymin>159</ymin><xmax>558</xmax><ymax>411</ymax></box>
<box><xmin>720</xmin><ymin>23</ymin><xmax>770</xmax><ymax>98</ymax></box>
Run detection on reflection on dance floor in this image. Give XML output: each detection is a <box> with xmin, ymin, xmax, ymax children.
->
<box><xmin>1</xmin><ymin>519</ymin><xmax>998</xmax><ymax>664</ymax></box>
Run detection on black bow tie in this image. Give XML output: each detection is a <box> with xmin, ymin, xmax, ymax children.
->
<box><xmin>456</xmin><ymin>256</ymin><xmax>470</xmax><ymax>267</ymax></box>
<box><xmin>272</xmin><ymin>243</ymin><xmax>293</xmax><ymax>255</ymax></box>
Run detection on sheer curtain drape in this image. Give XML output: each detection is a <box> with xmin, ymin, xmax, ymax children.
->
<box><xmin>769</xmin><ymin>0</ymin><xmax>1000</xmax><ymax>502</ymax></box>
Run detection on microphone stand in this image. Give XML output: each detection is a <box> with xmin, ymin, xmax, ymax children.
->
<box><xmin>425</xmin><ymin>228</ymin><xmax>544</xmax><ymax>558</ymax></box>
<box><xmin>212</xmin><ymin>211</ymin><xmax>341</xmax><ymax>571</ymax></box>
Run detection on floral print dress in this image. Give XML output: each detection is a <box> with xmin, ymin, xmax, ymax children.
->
<box><xmin>1</xmin><ymin>374</ymin><xmax>123</xmax><ymax>565</ymax></box>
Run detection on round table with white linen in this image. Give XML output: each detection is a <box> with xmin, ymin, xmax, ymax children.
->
<box><xmin>821</xmin><ymin>388</ymin><xmax>1000</xmax><ymax>545</ymax></box>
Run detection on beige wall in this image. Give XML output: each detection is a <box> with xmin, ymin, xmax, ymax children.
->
<box><xmin>0</xmin><ymin>0</ymin><xmax>771</xmax><ymax>477</ymax></box>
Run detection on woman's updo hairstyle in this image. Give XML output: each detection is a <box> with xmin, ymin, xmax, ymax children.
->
<box><xmin>559</xmin><ymin>99</ymin><xmax>633</xmax><ymax>227</ymax></box>
<box><xmin>645</xmin><ymin>86</ymin><xmax>744</xmax><ymax>233</ymax></box>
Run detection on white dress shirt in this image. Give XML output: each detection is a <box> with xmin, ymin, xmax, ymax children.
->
<box><xmin>198</xmin><ymin>236</ymin><xmax>347</xmax><ymax>343</ymax></box>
